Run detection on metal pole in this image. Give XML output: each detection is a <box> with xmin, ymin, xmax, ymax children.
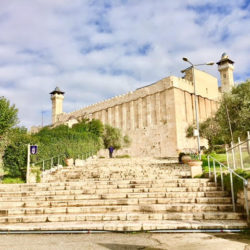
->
<box><xmin>243</xmin><ymin>180</ymin><xmax>249</xmax><ymax>222</ymax></box>
<box><xmin>213</xmin><ymin>159</ymin><xmax>217</xmax><ymax>186</ymax></box>
<box><xmin>231</xmin><ymin>142</ymin><xmax>236</xmax><ymax>169</ymax></box>
<box><xmin>26</xmin><ymin>144</ymin><xmax>30</xmax><ymax>183</ymax></box>
<box><xmin>226</xmin><ymin>145</ymin><xmax>230</xmax><ymax>168</ymax></box>
<box><xmin>226</xmin><ymin>104</ymin><xmax>233</xmax><ymax>142</ymax></box>
<box><xmin>238</xmin><ymin>137</ymin><xmax>244</xmax><ymax>169</ymax></box>
<box><xmin>247</xmin><ymin>131</ymin><xmax>250</xmax><ymax>154</ymax></box>
<box><xmin>42</xmin><ymin>160</ymin><xmax>45</xmax><ymax>172</ymax></box>
<box><xmin>192</xmin><ymin>66</ymin><xmax>201</xmax><ymax>160</ymax></box>
<box><xmin>51</xmin><ymin>157</ymin><xmax>53</xmax><ymax>169</ymax></box>
<box><xmin>208</xmin><ymin>156</ymin><xmax>211</xmax><ymax>179</ymax></box>
<box><xmin>230</xmin><ymin>170</ymin><xmax>236</xmax><ymax>212</ymax></box>
<box><xmin>220</xmin><ymin>164</ymin><xmax>224</xmax><ymax>191</ymax></box>
<box><xmin>57</xmin><ymin>156</ymin><xmax>60</xmax><ymax>166</ymax></box>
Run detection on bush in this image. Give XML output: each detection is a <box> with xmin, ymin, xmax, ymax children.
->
<box><xmin>31</xmin><ymin>121</ymin><xmax>103</xmax><ymax>162</ymax></box>
<box><xmin>102</xmin><ymin>125</ymin><xmax>123</xmax><ymax>149</ymax></box>
<box><xmin>115</xmin><ymin>154</ymin><xmax>130</xmax><ymax>158</ymax></box>
<box><xmin>2</xmin><ymin>177</ymin><xmax>24</xmax><ymax>184</ymax></box>
<box><xmin>218</xmin><ymin>169</ymin><xmax>250</xmax><ymax>202</ymax></box>
<box><xmin>102</xmin><ymin>125</ymin><xmax>131</xmax><ymax>150</ymax></box>
<box><xmin>3</xmin><ymin>128</ymin><xmax>32</xmax><ymax>180</ymax></box>
<box><xmin>213</xmin><ymin>145</ymin><xmax>226</xmax><ymax>154</ymax></box>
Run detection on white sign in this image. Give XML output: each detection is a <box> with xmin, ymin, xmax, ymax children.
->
<box><xmin>193</xmin><ymin>129</ymin><xmax>199</xmax><ymax>137</ymax></box>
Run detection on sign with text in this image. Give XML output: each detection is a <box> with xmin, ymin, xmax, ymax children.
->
<box><xmin>30</xmin><ymin>145</ymin><xmax>38</xmax><ymax>155</ymax></box>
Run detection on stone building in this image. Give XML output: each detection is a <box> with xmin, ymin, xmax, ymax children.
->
<box><xmin>48</xmin><ymin>53</ymin><xmax>235</xmax><ymax>157</ymax></box>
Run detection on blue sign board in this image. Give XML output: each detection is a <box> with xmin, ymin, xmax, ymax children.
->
<box><xmin>30</xmin><ymin>145</ymin><xmax>38</xmax><ymax>155</ymax></box>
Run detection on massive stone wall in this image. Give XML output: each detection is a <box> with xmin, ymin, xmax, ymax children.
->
<box><xmin>54</xmin><ymin>69</ymin><xmax>219</xmax><ymax>157</ymax></box>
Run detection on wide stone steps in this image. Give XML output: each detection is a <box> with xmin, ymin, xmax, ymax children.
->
<box><xmin>0</xmin><ymin>178</ymin><xmax>213</xmax><ymax>187</ymax></box>
<box><xmin>0</xmin><ymin>182</ymin><xmax>216</xmax><ymax>192</ymax></box>
<box><xmin>0</xmin><ymin>191</ymin><xmax>230</xmax><ymax>203</ymax></box>
<box><xmin>0</xmin><ymin>188</ymin><xmax>223</xmax><ymax>201</ymax></box>
<box><xmin>0</xmin><ymin>220</ymin><xmax>247</xmax><ymax>231</ymax></box>
<box><xmin>0</xmin><ymin>197</ymin><xmax>232</xmax><ymax>209</ymax></box>
<box><xmin>0</xmin><ymin>158</ymin><xmax>247</xmax><ymax>231</ymax></box>
<box><xmin>0</xmin><ymin>203</ymin><xmax>235</xmax><ymax>217</ymax></box>
<box><xmin>0</xmin><ymin>212</ymin><xmax>244</xmax><ymax>224</ymax></box>
<box><xmin>48</xmin><ymin>175</ymin><xmax>192</xmax><ymax>182</ymax></box>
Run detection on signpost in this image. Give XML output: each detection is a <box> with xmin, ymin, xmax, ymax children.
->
<box><xmin>26</xmin><ymin>144</ymin><xmax>38</xmax><ymax>183</ymax></box>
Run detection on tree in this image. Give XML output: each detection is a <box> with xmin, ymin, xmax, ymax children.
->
<box><xmin>186</xmin><ymin>80</ymin><xmax>250</xmax><ymax>149</ymax></box>
<box><xmin>3</xmin><ymin>127</ymin><xmax>31</xmax><ymax>180</ymax></box>
<box><xmin>0</xmin><ymin>96</ymin><xmax>18</xmax><ymax>136</ymax></box>
<box><xmin>102</xmin><ymin>125</ymin><xmax>131</xmax><ymax>150</ymax></box>
<box><xmin>215</xmin><ymin>80</ymin><xmax>250</xmax><ymax>142</ymax></box>
<box><xmin>102</xmin><ymin>125</ymin><xmax>123</xmax><ymax>149</ymax></box>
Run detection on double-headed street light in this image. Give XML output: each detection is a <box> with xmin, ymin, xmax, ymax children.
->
<box><xmin>182</xmin><ymin>58</ymin><xmax>214</xmax><ymax>159</ymax></box>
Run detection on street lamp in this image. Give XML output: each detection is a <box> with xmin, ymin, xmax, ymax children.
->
<box><xmin>182</xmin><ymin>57</ymin><xmax>214</xmax><ymax>159</ymax></box>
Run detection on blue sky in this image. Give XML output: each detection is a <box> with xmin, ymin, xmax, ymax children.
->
<box><xmin>0</xmin><ymin>0</ymin><xmax>249</xmax><ymax>128</ymax></box>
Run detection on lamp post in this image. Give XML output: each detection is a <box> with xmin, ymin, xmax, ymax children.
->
<box><xmin>182</xmin><ymin>58</ymin><xmax>214</xmax><ymax>159</ymax></box>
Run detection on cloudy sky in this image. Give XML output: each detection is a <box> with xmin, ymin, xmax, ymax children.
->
<box><xmin>0</xmin><ymin>0</ymin><xmax>249</xmax><ymax>128</ymax></box>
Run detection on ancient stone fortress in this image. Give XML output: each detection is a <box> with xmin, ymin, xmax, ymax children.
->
<box><xmin>50</xmin><ymin>53</ymin><xmax>235</xmax><ymax>157</ymax></box>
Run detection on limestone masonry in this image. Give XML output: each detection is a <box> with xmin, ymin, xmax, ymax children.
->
<box><xmin>46</xmin><ymin>54</ymin><xmax>235</xmax><ymax>157</ymax></box>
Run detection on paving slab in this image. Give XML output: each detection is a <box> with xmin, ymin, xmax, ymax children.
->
<box><xmin>0</xmin><ymin>232</ymin><xmax>249</xmax><ymax>250</ymax></box>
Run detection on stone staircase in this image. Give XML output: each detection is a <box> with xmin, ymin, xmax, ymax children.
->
<box><xmin>0</xmin><ymin>158</ymin><xmax>248</xmax><ymax>231</ymax></box>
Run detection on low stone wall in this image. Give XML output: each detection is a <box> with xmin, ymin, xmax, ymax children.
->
<box><xmin>237</xmin><ymin>179</ymin><xmax>250</xmax><ymax>211</ymax></box>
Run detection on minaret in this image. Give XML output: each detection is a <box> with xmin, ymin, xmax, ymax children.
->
<box><xmin>217</xmin><ymin>53</ymin><xmax>235</xmax><ymax>93</ymax></box>
<box><xmin>50</xmin><ymin>87</ymin><xmax>65</xmax><ymax>124</ymax></box>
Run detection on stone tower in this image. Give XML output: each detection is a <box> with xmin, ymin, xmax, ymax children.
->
<box><xmin>50</xmin><ymin>87</ymin><xmax>65</xmax><ymax>124</ymax></box>
<box><xmin>217</xmin><ymin>53</ymin><xmax>234</xmax><ymax>93</ymax></box>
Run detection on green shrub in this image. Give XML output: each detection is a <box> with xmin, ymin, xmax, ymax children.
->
<box><xmin>115</xmin><ymin>154</ymin><xmax>130</xmax><ymax>158</ymax></box>
<box><xmin>2</xmin><ymin>177</ymin><xmax>24</xmax><ymax>184</ymax></box>
<box><xmin>31</xmin><ymin>168</ymin><xmax>41</xmax><ymax>183</ymax></box>
<box><xmin>3</xmin><ymin>128</ymin><xmax>32</xmax><ymax>180</ymax></box>
<box><xmin>213</xmin><ymin>145</ymin><xmax>226</xmax><ymax>154</ymax></box>
<box><xmin>218</xmin><ymin>169</ymin><xmax>250</xmax><ymax>202</ymax></box>
<box><xmin>2</xmin><ymin>118</ymin><xmax>129</xmax><ymax>180</ymax></box>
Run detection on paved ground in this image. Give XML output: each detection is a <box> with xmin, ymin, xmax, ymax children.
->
<box><xmin>0</xmin><ymin>232</ymin><xmax>249</xmax><ymax>250</ymax></box>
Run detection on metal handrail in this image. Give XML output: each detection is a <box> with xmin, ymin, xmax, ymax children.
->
<box><xmin>31</xmin><ymin>150</ymin><xmax>95</xmax><ymax>172</ymax></box>
<box><xmin>226</xmin><ymin>136</ymin><xmax>250</xmax><ymax>152</ymax></box>
<box><xmin>207</xmin><ymin>155</ymin><xmax>249</xmax><ymax>222</ymax></box>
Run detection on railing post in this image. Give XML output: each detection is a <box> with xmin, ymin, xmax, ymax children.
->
<box><xmin>243</xmin><ymin>180</ymin><xmax>249</xmax><ymax>222</ymax></box>
<box><xmin>57</xmin><ymin>156</ymin><xmax>60</xmax><ymax>166</ymax></box>
<box><xmin>42</xmin><ymin>160</ymin><xmax>45</xmax><ymax>172</ymax></box>
<box><xmin>208</xmin><ymin>155</ymin><xmax>211</xmax><ymax>179</ymax></box>
<box><xmin>225</xmin><ymin>145</ymin><xmax>230</xmax><ymax>168</ymax></box>
<box><xmin>213</xmin><ymin>159</ymin><xmax>217</xmax><ymax>186</ymax></box>
<box><xmin>247</xmin><ymin>131</ymin><xmax>250</xmax><ymax>154</ymax></box>
<box><xmin>51</xmin><ymin>157</ymin><xmax>53</xmax><ymax>169</ymax></box>
<box><xmin>219</xmin><ymin>164</ymin><xmax>224</xmax><ymax>191</ymax></box>
<box><xmin>238</xmin><ymin>137</ymin><xmax>244</xmax><ymax>169</ymax></box>
<box><xmin>243</xmin><ymin>180</ymin><xmax>250</xmax><ymax>222</ymax></box>
<box><xmin>230</xmin><ymin>170</ymin><xmax>236</xmax><ymax>212</ymax></box>
<box><xmin>231</xmin><ymin>142</ymin><xmax>236</xmax><ymax>169</ymax></box>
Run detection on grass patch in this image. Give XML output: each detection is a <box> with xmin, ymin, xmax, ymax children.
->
<box><xmin>1</xmin><ymin>177</ymin><xmax>25</xmax><ymax>184</ymax></box>
<box><xmin>115</xmin><ymin>154</ymin><xmax>130</xmax><ymax>158</ymax></box>
<box><xmin>201</xmin><ymin>153</ymin><xmax>227</xmax><ymax>173</ymax></box>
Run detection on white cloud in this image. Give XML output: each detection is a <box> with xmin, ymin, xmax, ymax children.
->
<box><xmin>0</xmin><ymin>0</ymin><xmax>249</xmax><ymax>128</ymax></box>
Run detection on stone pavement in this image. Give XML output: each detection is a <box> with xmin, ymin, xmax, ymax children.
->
<box><xmin>0</xmin><ymin>233</ymin><xmax>249</xmax><ymax>250</ymax></box>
